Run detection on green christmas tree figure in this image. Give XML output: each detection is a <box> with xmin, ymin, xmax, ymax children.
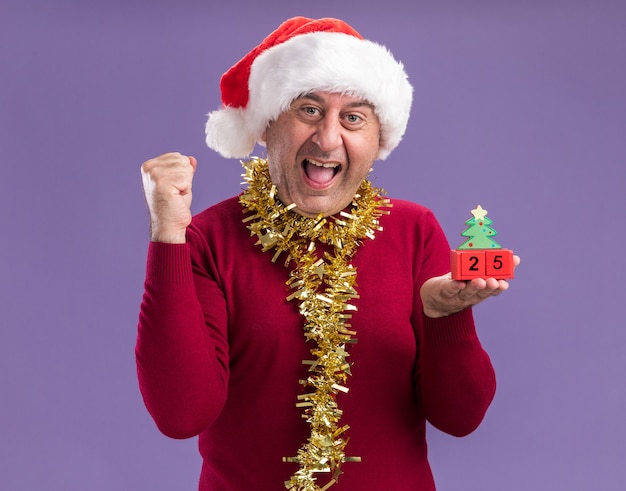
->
<box><xmin>457</xmin><ymin>205</ymin><xmax>502</xmax><ymax>250</ymax></box>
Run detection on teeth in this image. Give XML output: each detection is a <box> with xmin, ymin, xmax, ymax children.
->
<box><xmin>307</xmin><ymin>159</ymin><xmax>339</xmax><ymax>169</ymax></box>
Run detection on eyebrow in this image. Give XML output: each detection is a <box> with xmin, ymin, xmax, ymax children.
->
<box><xmin>298</xmin><ymin>93</ymin><xmax>375</xmax><ymax>110</ymax></box>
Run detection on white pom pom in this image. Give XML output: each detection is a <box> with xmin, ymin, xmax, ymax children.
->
<box><xmin>205</xmin><ymin>107</ymin><xmax>257</xmax><ymax>159</ymax></box>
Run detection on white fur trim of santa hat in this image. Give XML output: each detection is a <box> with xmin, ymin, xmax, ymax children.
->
<box><xmin>205</xmin><ymin>17</ymin><xmax>413</xmax><ymax>160</ymax></box>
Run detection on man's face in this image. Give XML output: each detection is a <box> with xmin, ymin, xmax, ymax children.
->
<box><xmin>261</xmin><ymin>91</ymin><xmax>381</xmax><ymax>217</ymax></box>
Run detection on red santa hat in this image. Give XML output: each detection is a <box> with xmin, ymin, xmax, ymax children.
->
<box><xmin>205</xmin><ymin>16</ymin><xmax>413</xmax><ymax>160</ymax></box>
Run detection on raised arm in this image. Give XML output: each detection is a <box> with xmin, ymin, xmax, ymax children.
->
<box><xmin>136</xmin><ymin>153</ymin><xmax>228</xmax><ymax>439</ymax></box>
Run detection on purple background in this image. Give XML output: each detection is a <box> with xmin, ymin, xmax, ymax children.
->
<box><xmin>2</xmin><ymin>0</ymin><xmax>625</xmax><ymax>489</ymax></box>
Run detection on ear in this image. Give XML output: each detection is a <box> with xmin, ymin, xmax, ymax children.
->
<box><xmin>374</xmin><ymin>129</ymin><xmax>383</xmax><ymax>161</ymax></box>
<box><xmin>260</xmin><ymin>118</ymin><xmax>277</xmax><ymax>143</ymax></box>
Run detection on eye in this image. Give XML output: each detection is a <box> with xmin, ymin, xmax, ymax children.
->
<box><xmin>342</xmin><ymin>112</ymin><xmax>367</xmax><ymax>129</ymax></box>
<box><xmin>293</xmin><ymin>104</ymin><xmax>323</xmax><ymax>123</ymax></box>
<box><xmin>301</xmin><ymin>106</ymin><xmax>320</xmax><ymax>116</ymax></box>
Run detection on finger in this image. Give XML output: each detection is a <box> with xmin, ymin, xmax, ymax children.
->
<box><xmin>458</xmin><ymin>282</ymin><xmax>482</xmax><ymax>302</ymax></box>
<box><xmin>484</xmin><ymin>277</ymin><xmax>500</xmax><ymax>290</ymax></box>
<box><xmin>464</xmin><ymin>278</ymin><xmax>487</xmax><ymax>295</ymax></box>
<box><xmin>460</xmin><ymin>278</ymin><xmax>499</xmax><ymax>301</ymax></box>
<box><xmin>142</xmin><ymin>153</ymin><xmax>187</xmax><ymax>173</ymax></box>
<box><xmin>440</xmin><ymin>278</ymin><xmax>467</xmax><ymax>299</ymax></box>
<box><xmin>478</xmin><ymin>279</ymin><xmax>510</xmax><ymax>299</ymax></box>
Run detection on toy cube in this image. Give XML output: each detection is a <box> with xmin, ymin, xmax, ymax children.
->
<box><xmin>485</xmin><ymin>249</ymin><xmax>514</xmax><ymax>279</ymax></box>
<box><xmin>450</xmin><ymin>249</ymin><xmax>514</xmax><ymax>280</ymax></box>
<box><xmin>450</xmin><ymin>250</ymin><xmax>486</xmax><ymax>280</ymax></box>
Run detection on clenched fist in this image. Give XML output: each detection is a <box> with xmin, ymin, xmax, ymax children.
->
<box><xmin>141</xmin><ymin>152</ymin><xmax>197</xmax><ymax>243</ymax></box>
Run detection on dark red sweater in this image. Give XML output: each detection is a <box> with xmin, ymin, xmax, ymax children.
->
<box><xmin>136</xmin><ymin>196</ymin><xmax>496</xmax><ymax>490</ymax></box>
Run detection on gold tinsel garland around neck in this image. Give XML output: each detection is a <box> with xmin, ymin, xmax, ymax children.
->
<box><xmin>238</xmin><ymin>158</ymin><xmax>392</xmax><ymax>491</ymax></box>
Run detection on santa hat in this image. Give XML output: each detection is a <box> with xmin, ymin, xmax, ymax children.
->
<box><xmin>205</xmin><ymin>17</ymin><xmax>413</xmax><ymax>160</ymax></box>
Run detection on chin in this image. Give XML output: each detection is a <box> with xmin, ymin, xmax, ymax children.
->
<box><xmin>294</xmin><ymin>202</ymin><xmax>336</xmax><ymax>218</ymax></box>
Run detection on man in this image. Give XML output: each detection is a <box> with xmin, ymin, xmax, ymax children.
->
<box><xmin>137</xmin><ymin>17</ymin><xmax>518</xmax><ymax>491</ymax></box>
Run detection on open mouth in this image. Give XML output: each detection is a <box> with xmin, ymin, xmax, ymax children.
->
<box><xmin>302</xmin><ymin>159</ymin><xmax>341</xmax><ymax>186</ymax></box>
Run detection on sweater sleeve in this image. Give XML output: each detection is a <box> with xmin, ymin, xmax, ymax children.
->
<box><xmin>411</xmin><ymin>207</ymin><xmax>496</xmax><ymax>437</ymax></box>
<box><xmin>135</xmin><ymin>239</ymin><xmax>229</xmax><ymax>439</ymax></box>
<box><xmin>418</xmin><ymin>309</ymin><xmax>496</xmax><ymax>437</ymax></box>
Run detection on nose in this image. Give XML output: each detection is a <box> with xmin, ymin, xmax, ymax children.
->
<box><xmin>312</xmin><ymin>115</ymin><xmax>343</xmax><ymax>152</ymax></box>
